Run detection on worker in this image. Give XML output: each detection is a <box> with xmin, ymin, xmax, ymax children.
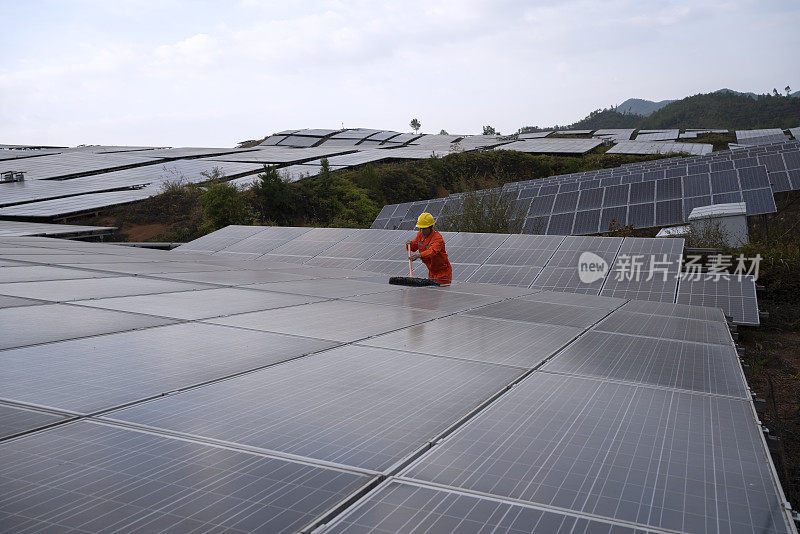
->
<box><xmin>406</xmin><ymin>212</ymin><xmax>452</xmax><ymax>284</ymax></box>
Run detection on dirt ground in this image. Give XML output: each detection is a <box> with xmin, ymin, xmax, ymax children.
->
<box><xmin>739</xmin><ymin>300</ymin><xmax>800</xmax><ymax>510</ymax></box>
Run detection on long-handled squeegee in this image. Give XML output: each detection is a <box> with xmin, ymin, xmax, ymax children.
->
<box><xmin>388</xmin><ymin>244</ymin><xmax>440</xmax><ymax>287</ymax></box>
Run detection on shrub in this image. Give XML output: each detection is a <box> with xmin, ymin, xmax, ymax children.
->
<box><xmin>199</xmin><ymin>181</ymin><xmax>253</xmax><ymax>233</ymax></box>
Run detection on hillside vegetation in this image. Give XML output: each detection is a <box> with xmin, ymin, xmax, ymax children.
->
<box><xmin>525</xmin><ymin>91</ymin><xmax>800</xmax><ymax>132</ymax></box>
<box><xmin>80</xmin><ymin>150</ymin><xmax>668</xmax><ymax>242</ymax></box>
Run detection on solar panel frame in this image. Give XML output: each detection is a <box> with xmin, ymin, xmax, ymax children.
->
<box><xmin>104</xmin><ymin>344</ymin><xmax>523</xmax><ymax>472</ymax></box>
<box><xmin>0</xmin><ymin>421</ymin><xmax>373</xmax><ymax>534</ymax></box>
<box><xmin>401</xmin><ymin>372</ymin><xmax>793</xmax><ymax>533</ymax></box>
<box><xmin>542</xmin><ymin>330</ymin><xmax>748</xmax><ymax>397</ymax></box>
<box><xmin>322</xmin><ymin>480</ymin><xmax>651</xmax><ymax>534</ymax></box>
<box><xmin>676</xmin><ymin>274</ymin><xmax>759</xmax><ymax>325</ymax></box>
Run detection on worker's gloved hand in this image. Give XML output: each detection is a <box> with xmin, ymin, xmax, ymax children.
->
<box><xmin>405</xmin><ymin>240</ymin><xmax>413</xmax><ymax>249</ymax></box>
<box><xmin>409</xmin><ymin>253</ymin><xmax>421</xmax><ymax>261</ymax></box>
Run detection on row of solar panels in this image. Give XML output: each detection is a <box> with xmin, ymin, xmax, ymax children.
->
<box><xmin>2</xmin><ymin>129</ymin><xmax>795</xmax><ymax>219</ymax></box>
<box><xmin>177</xmin><ymin>226</ymin><xmax>758</xmax><ymax>324</ymax></box>
<box><xmin>374</xmin><ymin>140</ymin><xmax>800</xmax><ymax>235</ymax></box>
<box><xmin>0</xmin><ymin>234</ymin><xmax>791</xmax><ymax>533</ymax></box>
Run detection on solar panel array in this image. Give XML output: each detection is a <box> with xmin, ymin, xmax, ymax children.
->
<box><xmin>177</xmin><ymin>226</ymin><xmax>760</xmax><ymax>323</ymax></box>
<box><xmin>608</xmin><ymin>140</ymin><xmax>713</xmax><ymax>155</ymax></box>
<box><xmin>493</xmin><ymin>138</ymin><xmax>603</xmax><ymax>154</ymax></box>
<box><xmin>635</xmin><ymin>129</ymin><xmax>680</xmax><ymax>141</ymax></box>
<box><xmin>0</xmin><ymin>220</ymin><xmax>116</xmax><ymax>237</ymax></box>
<box><xmin>0</xmin><ymin>234</ymin><xmax>791</xmax><ymax>533</ymax></box>
<box><xmin>376</xmin><ymin>140</ymin><xmax>800</xmax><ymax>235</ymax></box>
<box><xmin>736</xmin><ymin>129</ymin><xmax>789</xmax><ymax>146</ymax></box>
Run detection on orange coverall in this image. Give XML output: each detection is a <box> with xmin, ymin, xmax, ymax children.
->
<box><xmin>410</xmin><ymin>229</ymin><xmax>452</xmax><ymax>284</ymax></box>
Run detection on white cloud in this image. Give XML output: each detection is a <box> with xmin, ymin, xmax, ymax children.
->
<box><xmin>0</xmin><ymin>0</ymin><xmax>798</xmax><ymax>146</ymax></box>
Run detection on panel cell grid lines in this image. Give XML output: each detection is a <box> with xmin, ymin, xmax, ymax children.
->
<box><xmin>263</xmin><ymin>227</ymin><xmax>357</xmax><ymax>259</ymax></box>
<box><xmin>0</xmin><ymin>403</ymin><xmax>70</xmax><ymax>439</ymax></box>
<box><xmin>211</xmin><ymin>226</ymin><xmax>313</xmax><ymax>257</ymax></box>
<box><xmin>402</xmin><ymin>372</ymin><xmax>792</xmax><ymax>533</ymax></box>
<box><xmin>494</xmin><ymin>138</ymin><xmax>603</xmax><ymax>154</ymax></box>
<box><xmin>442</xmin><ymin>232</ymin><xmax>509</xmax><ymax>265</ymax></box>
<box><xmin>104</xmin><ymin>345</ymin><xmax>523</xmax><ymax>471</ymax></box>
<box><xmin>677</xmin><ymin>274</ymin><xmax>759</xmax><ymax>325</ymax></box>
<box><xmin>308</xmin><ymin>229</ymin><xmax>409</xmax><ymax>263</ymax></box>
<box><xmin>541</xmin><ymin>330</ymin><xmax>748</xmax><ymax>397</ymax></box>
<box><xmin>322</xmin><ymin>480</ymin><xmax>650</xmax><ymax>534</ymax></box>
<box><xmin>0</xmin><ymin>323</ymin><xmax>338</xmax><ymax>414</ymax></box>
<box><xmin>361</xmin><ymin>313</ymin><xmax>581</xmax><ymax>369</ymax></box>
<box><xmin>600</xmin><ymin>238</ymin><xmax>683</xmax><ymax>302</ymax></box>
<box><xmin>0</xmin><ymin>422</ymin><xmax>371</xmax><ymax>534</ymax></box>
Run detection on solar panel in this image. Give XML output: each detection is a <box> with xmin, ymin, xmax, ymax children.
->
<box><xmin>629</xmin><ymin>180</ymin><xmax>655</xmax><ymax>203</ymax></box>
<box><xmin>1</xmin><ymin>230</ymin><xmax>780</xmax><ymax>531</ymax></box>
<box><xmin>174</xmin><ymin>224</ymin><xmax>268</xmax><ymax>253</ymax></box>
<box><xmin>626</xmin><ymin>203</ymin><xmax>655</xmax><ymax>228</ymax></box>
<box><xmin>347</xmin><ymin>286</ymin><xmax>501</xmax><ymax>314</ymax></box>
<box><xmin>322</xmin><ymin>480</ymin><xmax>651</xmax><ymax>534</ymax></box>
<box><xmin>443</xmin><ymin>232</ymin><xmax>509</xmax><ymax>265</ymax></box>
<box><xmin>402</xmin><ymin>372</ymin><xmax>792</xmax><ymax>533</ymax></box>
<box><xmin>742</xmin><ymin>187</ymin><xmax>778</xmax><ymax>215</ymax></box>
<box><xmin>599</xmin><ymin>206</ymin><xmax>628</xmax><ymax>231</ymax></box>
<box><xmin>602</xmin><ymin>184</ymin><xmax>629</xmax><ymax>207</ymax></box>
<box><xmin>465</xmin><ymin>299</ymin><xmax>611</xmax><ymax>328</ymax></box>
<box><xmin>263</xmin><ymin>227</ymin><xmax>357</xmax><ymax>260</ymax></box>
<box><xmin>571</xmin><ymin>209</ymin><xmax>601</xmax><ymax>234</ymax></box>
<box><xmin>495</xmin><ymin>138</ymin><xmax>603</xmax><ymax>154</ymax></box>
<box><xmin>0</xmin><ymin>323</ymin><xmax>338</xmax><ymax>414</ymax></box>
<box><xmin>676</xmin><ymin>274</ymin><xmax>759</xmax><ymax>325</ymax></box>
<box><xmin>655</xmin><ymin>199</ymin><xmax>683</xmax><ymax>226</ymax></box>
<box><xmin>0</xmin><ymin>303</ymin><xmax>173</xmax><ymax>351</ymax></box>
<box><xmin>547</xmin><ymin>235</ymin><xmax>623</xmax><ymax>268</ymax></box>
<box><xmin>0</xmin><ymin>421</ymin><xmax>371</xmax><ymax>533</ymax></box>
<box><xmin>73</xmin><ymin>287</ymin><xmax>321</xmax><ymax>321</ymax></box>
<box><xmin>465</xmin><ymin>264</ymin><xmax>542</xmax><ymax>287</ymax></box>
<box><xmin>551</xmin><ymin>191</ymin><xmax>579</xmax><ymax>213</ymax></box>
<box><xmin>599</xmin><ymin>238</ymin><xmax>683</xmax><ymax>302</ymax></box>
<box><xmin>362</xmin><ymin>314</ymin><xmax>580</xmax><ymax>368</ymax></box>
<box><xmin>105</xmin><ymin>345</ymin><xmax>523</xmax><ymax>471</ymax></box>
<box><xmin>621</xmin><ymin>299</ymin><xmax>727</xmax><ymax>322</ymax></box>
<box><xmin>594</xmin><ymin>310</ymin><xmax>732</xmax><ymax>345</ymax></box>
<box><xmin>0</xmin><ymin>403</ymin><xmax>69</xmax><ymax>439</ymax></box>
<box><xmin>546</xmin><ymin>212</ymin><xmax>574</xmax><ymax>235</ymax></box>
<box><xmin>682</xmin><ymin>173</ymin><xmax>711</xmax><ymax>196</ymax></box>
<box><xmin>208</xmin><ymin>299</ymin><xmax>446</xmax><ymax>342</ymax></box>
<box><xmin>710</xmin><ymin>169</ymin><xmax>740</xmax><ymax>193</ymax></box>
<box><xmin>212</xmin><ymin>226</ymin><xmax>322</xmax><ymax>257</ymax></box>
<box><xmin>0</xmin><ymin>276</ymin><xmax>210</xmax><ymax>302</ymax></box>
<box><xmin>542</xmin><ymin>330</ymin><xmax>747</xmax><ymax>397</ymax></box>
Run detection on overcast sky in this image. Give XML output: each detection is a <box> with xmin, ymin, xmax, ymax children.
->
<box><xmin>1</xmin><ymin>0</ymin><xmax>798</xmax><ymax>147</ymax></box>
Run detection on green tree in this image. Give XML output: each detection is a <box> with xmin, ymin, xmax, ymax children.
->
<box><xmin>787</xmin><ymin>85</ymin><xmax>792</xmax><ymax>96</ymax></box>
<box><xmin>482</xmin><ymin>125</ymin><xmax>496</xmax><ymax>135</ymax></box>
<box><xmin>250</xmin><ymin>165</ymin><xmax>296</xmax><ymax>225</ymax></box>
<box><xmin>438</xmin><ymin>188</ymin><xmax>523</xmax><ymax>233</ymax></box>
<box><xmin>410</xmin><ymin>118</ymin><xmax>421</xmax><ymax>134</ymax></box>
<box><xmin>199</xmin><ymin>181</ymin><xmax>252</xmax><ymax>233</ymax></box>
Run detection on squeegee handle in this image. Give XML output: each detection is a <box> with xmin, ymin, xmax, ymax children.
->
<box><xmin>407</xmin><ymin>244</ymin><xmax>413</xmax><ymax>277</ymax></box>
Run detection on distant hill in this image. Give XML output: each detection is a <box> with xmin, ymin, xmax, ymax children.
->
<box><xmin>616</xmin><ymin>88</ymin><xmax>798</xmax><ymax>118</ymax></box>
<box><xmin>617</xmin><ymin>98</ymin><xmax>675</xmax><ymax>116</ymax></box>
<box><xmin>559</xmin><ymin>91</ymin><xmax>800</xmax><ymax>131</ymax></box>
<box><xmin>714</xmin><ymin>88</ymin><xmax>759</xmax><ymax>99</ymax></box>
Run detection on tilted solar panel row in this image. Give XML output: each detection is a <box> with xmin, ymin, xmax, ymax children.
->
<box><xmin>177</xmin><ymin>226</ymin><xmax>759</xmax><ymax>324</ymax></box>
<box><xmin>374</xmin><ymin>141</ymin><xmax>799</xmax><ymax>234</ymax></box>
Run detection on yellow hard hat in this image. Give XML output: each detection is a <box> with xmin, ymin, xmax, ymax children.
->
<box><xmin>416</xmin><ymin>212</ymin><xmax>435</xmax><ymax>228</ymax></box>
